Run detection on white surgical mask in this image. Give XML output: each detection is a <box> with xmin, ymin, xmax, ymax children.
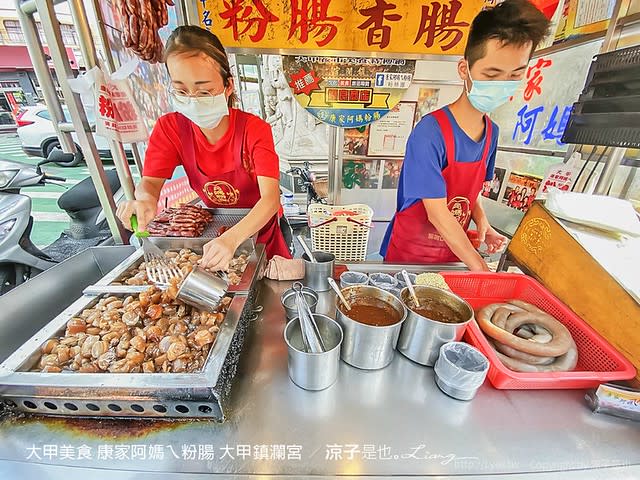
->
<box><xmin>464</xmin><ymin>68</ymin><xmax>521</xmax><ymax>114</ymax></box>
<box><xmin>170</xmin><ymin>92</ymin><xmax>229</xmax><ymax>129</ymax></box>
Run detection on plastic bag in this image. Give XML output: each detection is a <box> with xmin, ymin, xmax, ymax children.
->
<box><xmin>68</xmin><ymin>59</ymin><xmax>149</xmax><ymax>143</ymax></box>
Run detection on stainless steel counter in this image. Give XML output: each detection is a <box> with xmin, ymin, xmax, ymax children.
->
<box><xmin>1</xmin><ymin>248</ymin><xmax>639</xmax><ymax>478</ymax></box>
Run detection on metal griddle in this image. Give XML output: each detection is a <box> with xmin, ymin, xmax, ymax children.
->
<box><xmin>0</xmin><ymin>292</ymin><xmax>252</xmax><ymax>421</ymax></box>
<box><xmin>85</xmin><ymin>237</ymin><xmax>265</xmax><ymax>295</ymax></box>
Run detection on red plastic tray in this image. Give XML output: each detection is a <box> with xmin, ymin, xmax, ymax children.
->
<box><xmin>440</xmin><ymin>272</ymin><xmax>636</xmax><ymax>390</ymax></box>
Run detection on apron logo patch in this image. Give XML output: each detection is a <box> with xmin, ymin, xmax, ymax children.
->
<box><xmin>447</xmin><ymin>196</ymin><xmax>471</xmax><ymax>227</ymax></box>
<box><xmin>203</xmin><ymin>181</ymin><xmax>240</xmax><ymax>206</ymax></box>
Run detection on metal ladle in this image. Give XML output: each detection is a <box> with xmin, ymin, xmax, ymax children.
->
<box><xmin>327</xmin><ymin>277</ymin><xmax>351</xmax><ymax>311</ymax></box>
<box><xmin>401</xmin><ymin>269</ymin><xmax>421</xmax><ymax>308</ymax></box>
<box><xmin>297</xmin><ymin>235</ymin><xmax>317</xmax><ymax>263</ymax></box>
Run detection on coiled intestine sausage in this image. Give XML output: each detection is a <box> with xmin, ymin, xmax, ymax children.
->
<box><xmin>493</xmin><ymin>338</ymin><xmax>578</xmax><ymax>373</ymax></box>
<box><xmin>477</xmin><ymin>301</ymin><xmax>573</xmax><ymax>357</ymax></box>
<box><xmin>490</xmin><ymin>339</ymin><xmax>556</xmax><ymax>365</ymax></box>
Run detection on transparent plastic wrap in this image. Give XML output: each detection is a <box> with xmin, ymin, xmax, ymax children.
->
<box><xmin>394</xmin><ymin>271</ymin><xmax>417</xmax><ymax>289</ymax></box>
<box><xmin>368</xmin><ymin>273</ymin><xmax>398</xmax><ymax>291</ymax></box>
<box><xmin>340</xmin><ymin>271</ymin><xmax>369</xmax><ymax>289</ymax></box>
<box><xmin>434</xmin><ymin>342</ymin><xmax>489</xmax><ymax>401</ymax></box>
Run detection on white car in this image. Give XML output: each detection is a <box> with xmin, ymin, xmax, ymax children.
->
<box><xmin>17</xmin><ymin>105</ymin><xmax>132</xmax><ymax>167</ymax></box>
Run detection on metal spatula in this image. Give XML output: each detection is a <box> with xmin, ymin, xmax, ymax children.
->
<box><xmin>131</xmin><ymin>214</ymin><xmax>183</xmax><ymax>287</ymax></box>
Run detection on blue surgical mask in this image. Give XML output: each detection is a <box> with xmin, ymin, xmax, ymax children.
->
<box><xmin>465</xmin><ymin>71</ymin><xmax>521</xmax><ymax>113</ymax></box>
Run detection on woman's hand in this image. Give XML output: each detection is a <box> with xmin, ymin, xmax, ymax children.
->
<box><xmin>200</xmin><ymin>235</ymin><xmax>239</xmax><ymax>272</ymax></box>
<box><xmin>116</xmin><ymin>199</ymin><xmax>157</xmax><ymax>231</ymax></box>
<box><xmin>478</xmin><ymin>222</ymin><xmax>508</xmax><ymax>255</ymax></box>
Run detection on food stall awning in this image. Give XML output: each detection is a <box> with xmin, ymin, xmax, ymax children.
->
<box><xmin>0</xmin><ymin>45</ymin><xmax>78</xmax><ymax>72</ymax></box>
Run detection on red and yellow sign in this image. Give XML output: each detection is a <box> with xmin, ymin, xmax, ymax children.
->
<box><xmin>197</xmin><ymin>0</ymin><xmax>486</xmax><ymax>55</ymax></box>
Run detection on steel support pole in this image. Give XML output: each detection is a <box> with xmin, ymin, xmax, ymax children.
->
<box><xmin>327</xmin><ymin>126</ymin><xmax>340</xmax><ymax>206</ymax></box>
<box><xmin>86</xmin><ymin>0</ymin><xmax>145</xmax><ymax>177</ymax></box>
<box><xmin>67</xmin><ymin>0</ymin><xmax>136</xmax><ymax>202</ymax></box>
<box><xmin>182</xmin><ymin>0</ymin><xmax>200</xmax><ymax>25</ymax></box>
<box><xmin>594</xmin><ymin>147</ymin><xmax>626</xmax><ymax>194</ymax></box>
<box><xmin>15</xmin><ymin>0</ymin><xmax>75</xmax><ymax>153</ymax></box>
<box><xmin>36</xmin><ymin>0</ymin><xmax>126</xmax><ymax>243</ymax></box>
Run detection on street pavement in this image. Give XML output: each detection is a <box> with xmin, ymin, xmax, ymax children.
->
<box><xmin>0</xmin><ymin>132</ymin><xmax>138</xmax><ymax>248</ymax></box>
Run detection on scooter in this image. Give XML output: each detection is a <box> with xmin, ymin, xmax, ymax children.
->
<box><xmin>0</xmin><ymin>154</ymin><xmax>121</xmax><ymax>293</ymax></box>
<box><xmin>286</xmin><ymin>161</ymin><xmax>328</xmax><ymax>207</ymax></box>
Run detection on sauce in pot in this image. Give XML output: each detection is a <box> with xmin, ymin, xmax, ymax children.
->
<box><xmin>339</xmin><ymin>297</ymin><xmax>402</xmax><ymax>327</ymax></box>
<box><xmin>410</xmin><ymin>299</ymin><xmax>464</xmax><ymax>324</ymax></box>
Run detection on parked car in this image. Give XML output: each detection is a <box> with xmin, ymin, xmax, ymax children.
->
<box><xmin>0</xmin><ymin>110</ymin><xmax>16</xmax><ymax>133</ymax></box>
<box><xmin>16</xmin><ymin>106</ymin><xmax>133</xmax><ymax>167</ymax></box>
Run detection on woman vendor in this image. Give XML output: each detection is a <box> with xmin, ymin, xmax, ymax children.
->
<box><xmin>381</xmin><ymin>0</ymin><xmax>550</xmax><ymax>271</ymax></box>
<box><xmin>116</xmin><ymin>26</ymin><xmax>290</xmax><ymax>271</ymax></box>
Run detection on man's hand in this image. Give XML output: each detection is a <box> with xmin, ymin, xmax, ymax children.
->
<box><xmin>200</xmin><ymin>235</ymin><xmax>239</xmax><ymax>272</ymax></box>
<box><xmin>116</xmin><ymin>200</ymin><xmax>157</xmax><ymax>231</ymax></box>
<box><xmin>477</xmin><ymin>222</ymin><xmax>508</xmax><ymax>255</ymax></box>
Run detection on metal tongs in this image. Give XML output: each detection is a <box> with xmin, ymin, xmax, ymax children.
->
<box><xmin>292</xmin><ymin>282</ymin><xmax>325</xmax><ymax>353</ymax></box>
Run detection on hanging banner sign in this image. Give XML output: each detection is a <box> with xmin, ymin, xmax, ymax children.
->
<box><xmin>197</xmin><ymin>0</ymin><xmax>486</xmax><ymax>55</ymax></box>
<box><xmin>282</xmin><ymin>55</ymin><xmax>416</xmax><ymax>128</ymax></box>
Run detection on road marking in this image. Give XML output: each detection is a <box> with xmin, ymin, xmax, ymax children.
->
<box><xmin>25</xmin><ymin>191</ymin><xmax>62</xmax><ymax>199</ymax></box>
<box><xmin>32</xmin><ymin>212</ymin><xmax>69</xmax><ymax>222</ymax></box>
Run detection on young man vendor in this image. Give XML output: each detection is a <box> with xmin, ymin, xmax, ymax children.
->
<box><xmin>381</xmin><ymin>0</ymin><xmax>550</xmax><ymax>270</ymax></box>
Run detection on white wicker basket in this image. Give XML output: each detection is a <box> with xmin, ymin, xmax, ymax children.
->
<box><xmin>308</xmin><ymin>204</ymin><xmax>374</xmax><ymax>261</ymax></box>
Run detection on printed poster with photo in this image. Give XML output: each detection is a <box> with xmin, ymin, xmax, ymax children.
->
<box><xmin>502</xmin><ymin>172</ymin><xmax>543</xmax><ymax>213</ymax></box>
<box><xmin>367</xmin><ymin>102</ymin><xmax>417</xmax><ymax>157</ymax></box>
<box><xmin>343</xmin><ymin>126</ymin><xmax>370</xmax><ymax>156</ymax></box>
<box><xmin>382</xmin><ymin>160</ymin><xmax>403</xmax><ymax>189</ymax></box>
<box><xmin>482</xmin><ymin>167</ymin><xmax>507</xmax><ymax>201</ymax></box>
<box><xmin>342</xmin><ymin>159</ymin><xmax>381</xmax><ymax>190</ymax></box>
<box><xmin>416</xmin><ymin>88</ymin><xmax>440</xmax><ymax>121</ymax></box>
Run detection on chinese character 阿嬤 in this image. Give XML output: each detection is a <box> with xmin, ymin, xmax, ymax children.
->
<box><xmin>513</xmin><ymin>104</ymin><xmax>544</xmax><ymax>145</ymax></box>
<box><xmin>541</xmin><ymin>105</ymin><xmax>571</xmax><ymax>146</ymax></box>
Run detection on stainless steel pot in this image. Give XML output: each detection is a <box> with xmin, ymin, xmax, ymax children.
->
<box><xmin>335</xmin><ymin>285</ymin><xmax>406</xmax><ymax>370</ymax></box>
<box><xmin>285</xmin><ymin>314</ymin><xmax>343</xmax><ymax>391</ymax></box>
<box><xmin>397</xmin><ymin>286</ymin><xmax>473</xmax><ymax>367</ymax></box>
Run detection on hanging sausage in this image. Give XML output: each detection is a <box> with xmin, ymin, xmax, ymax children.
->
<box><xmin>117</xmin><ymin>0</ymin><xmax>174</xmax><ymax>64</ymax></box>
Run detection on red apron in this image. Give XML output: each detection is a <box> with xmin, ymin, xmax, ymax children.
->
<box><xmin>385</xmin><ymin>108</ymin><xmax>492</xmax><ymax>264</ymax></box>
<box><xmin>177</xmin><ymin>111</ymin><xmax>291</xmax><ymax>259</ymax></box>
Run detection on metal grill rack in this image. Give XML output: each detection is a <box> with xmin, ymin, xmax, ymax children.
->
<box><xmin>0</xmin><ymin>293</ymin><xmax>252</xmax><ymax>421</ymax></box>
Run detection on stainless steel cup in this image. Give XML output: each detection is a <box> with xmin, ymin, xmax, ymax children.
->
<box><xmin>397</xmin><ymin>286</ymin><xmax>474</xmax><ymax>367</ymax></box>
<box><xmin>302</xmin><ymin>251</ymin><xmax>335</xmax><ymax>292</ymax></box>
<box><xmin>336</xmin><ymin>285</ymin><xmax>406</xmax><ymax>370</ymax></box>
<box><xmin>176</xmin><ymin>266</ymin><xmax>228</xmax><ymax>312</ymax></box>
<box><xmin>434</xmin><ymin>342</ymin><xmax>489</xmax><ymax>401</ymax></box>
<box><xmin>281</xmin><ymin>286</ymin><xmax>319</xmax><ymax>321</ymax></box>
<box><xmin>284</xmin><ymin>314</ymin><xmax>343</xmax><ymax>391</ymax></box>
